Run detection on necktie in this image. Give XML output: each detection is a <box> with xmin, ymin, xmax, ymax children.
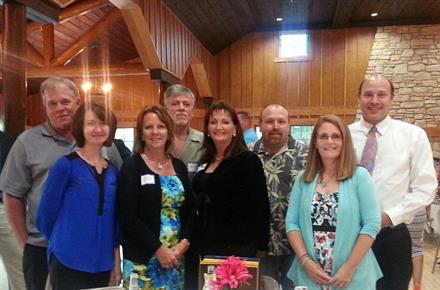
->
<box><xmin>360</xmin><ymin>126</ymin><xmax>377</xmax><ymax>174</ymax></box>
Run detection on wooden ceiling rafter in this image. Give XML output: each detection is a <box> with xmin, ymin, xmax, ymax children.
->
<box><xmin>109</xmin><ymin>0</ymin><xmax>162</xmax><ymax>70</ymax></box>
<box><xmin>26</xmin><ymin>40</ymin><xmax>44</xmax><ymax>67</ymax></box>
<box><xmin>42</xmin><ymin>24</ymin><xmax>54</xmax><ymax>65</ymax></box>
<box><xmin>27</xmin><ymin>63</ymin><xmax>148</xmax><ymax>78</ymax></box>
<box><xmin>25</xmin><ymin>0</ymin><xmax>109</xmax><ymax>36</ymax></box>
<box><xmin>50</xmin><ymin>7</ymin><xmax>122</xmax><ymax>67</ymax></box>
<box><xmin>58</xmin><ymin>0</ymin><xmax>109</xmax><ymax>23</ymax></box>
<box><xmin>188</xmin><ymin>57</ymin><xmax>212</xmax><ymax>97</ymax></box>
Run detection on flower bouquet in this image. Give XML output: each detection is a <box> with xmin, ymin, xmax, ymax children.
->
<box><xmin>209</xmin><ymin>256</ymin><xmax>253</xmax><ymax>290</ymax></box>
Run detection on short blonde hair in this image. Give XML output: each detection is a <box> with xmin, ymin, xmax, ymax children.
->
<box><xmin>40</xmin><ymin>77</ymin><xmax>80</xmax><ymax>104</ymax></box>
<box><xmin>303</xmin><ymin>115</ymin><xmax>357</xmax><ymax>182</ymax></box>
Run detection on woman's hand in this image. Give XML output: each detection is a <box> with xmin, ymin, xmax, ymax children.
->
<box><xmin>108</xmin><ymin>264</ymin><xmax>121</xmax><ymax>286</ymax></box>
<box><xmin>109</xmin><ymin>247</ymin><xmax>121</xmax><ymax>286</ymax></box>
<box><xmin>156</xmin><ymin>245</ymin><xmax>178</xmax><ymax>268</ymax></box>
<box><xmin>329</xmin><ymin>263</ymin><xmax>354</xmax><ymax>288</ymax></box>
<box><xmin>171</xmin><ymin>239</ymin><xmax>190</xmax><ymax>261</ymax></box>
<box><xmin>303</xmin><ymin>259</ymin><xmax>331</xmax><ymax>286</ymax></box>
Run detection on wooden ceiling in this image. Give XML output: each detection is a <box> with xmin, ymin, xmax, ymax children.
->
<box><xmin>162</xmin><ymin>0</ymin><xmax>440</xmax><ymax>54</ymax></box>
<box><xmin>24</xmin><ymin>0</ymin><xmax>138</xmax><ymax>70</ymax></box>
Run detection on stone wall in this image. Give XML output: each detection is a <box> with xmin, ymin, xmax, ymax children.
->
<box><xmin>363</xmin><ymin>25</ymin><xmax>440</xmax><ymax>158</ymax></box>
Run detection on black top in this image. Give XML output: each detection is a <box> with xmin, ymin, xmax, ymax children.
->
<box><xmin>117</xmin><ymin>153</ymin><xmax>195</xmax><ymax>264</ymax></box>
<box><xmin>193</xmin><ymin>150</ymin><xmax>270</xmax><ymax>257</ymax></box>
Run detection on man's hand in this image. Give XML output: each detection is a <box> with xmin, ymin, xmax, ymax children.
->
<box><xmin>381</xmin><ymin>212</ymin><xmax>392</xmax><ymax>229</ymax></box>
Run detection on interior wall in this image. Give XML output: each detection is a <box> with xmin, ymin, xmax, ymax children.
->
<box><xmin>135</xmin><ymin>0</ymin><xmax>217</xmax><ymax>93</ymax></box>
<box><xmin>363</xmin><ymin>24</ymin><xmax>440</xmax><ymax>157</ymax></box>
<box><xmin>216</xmin><ymin>27</ymin><xmax>375</xmax><ymax>126</ymax></box>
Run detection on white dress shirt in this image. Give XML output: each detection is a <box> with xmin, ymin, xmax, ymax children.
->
<box><xmin>349</xmin><ymin>115</ymin><xmax>437</xmax><ymax>226</ymax></box>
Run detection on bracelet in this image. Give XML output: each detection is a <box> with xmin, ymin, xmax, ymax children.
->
<box><xmin>298</xmin><ymin>253</ymin><xmax>309</xmax><ymax>260</ymax></box>
<box><xmin>300</xmin><ymin>257</ymin><xmax>311</xmax><ymax>267</ymax></box>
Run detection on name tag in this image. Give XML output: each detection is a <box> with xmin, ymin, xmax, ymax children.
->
<box><xmin>197</xmin><ymin>163</ymin><xmax>207</xmax><ymax>172</ymax></box>
<box><xmin>141</xmin><ymin>174</ymin><xmax>155</xmax><ymax>185</ymax></box>
<box><xmin>188</xmin><ymin>162</ymin><xmax>198</xmax><ymax>173</ymax></box>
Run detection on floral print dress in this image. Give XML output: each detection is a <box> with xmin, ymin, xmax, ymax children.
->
<box><xmin>311</xmin><ymin>191</ymin><xmax>339</xmax><ymax>290</ymax></box>
<box><xmin>123</xmin><ymin>175</ymin><xmax>185</xmax><ymax>290</ymax></box>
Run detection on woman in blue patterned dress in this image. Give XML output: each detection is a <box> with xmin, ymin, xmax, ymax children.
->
<box><xmin>118</xmin><ymin>106</ymin><xmax>195</xmax><ymax>290</ymax></box>
<box><xmin>285</xmin><ymin>115</ymin><xmax>382</xmax><ymax>290</ymax></box>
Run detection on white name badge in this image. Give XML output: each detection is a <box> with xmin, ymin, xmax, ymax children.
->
<box><xmin>141</xmin><ymin>174</ymin><xmax>155</xmax><ymax>185</ymax></box>
<box><xmin>188</xmin><ymin>162</ymin><xmax>198</xmax><ymax>173</ymax></box>
<box><xmin>197</xmin><ymin>163</ymin><xmax>207</xmax><ymax>172</ymax></box>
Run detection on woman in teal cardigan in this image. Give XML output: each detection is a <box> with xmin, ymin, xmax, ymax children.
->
<box><xmin>285</xmin><ymin>115</ymin><xmax>382</xmax><ymax>290</ymax></box>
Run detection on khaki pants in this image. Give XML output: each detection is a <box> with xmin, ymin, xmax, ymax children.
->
<box><xmin>0</xmin><ymin>202</ymin><xmax>25</xmax><ymax>290</ymax></box>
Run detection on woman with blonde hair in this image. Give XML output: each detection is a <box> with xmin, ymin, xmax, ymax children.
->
<box><xmin>286</xmin><ymin>115</ymin><xmax>382</xmax><ymax>290</ymax></box>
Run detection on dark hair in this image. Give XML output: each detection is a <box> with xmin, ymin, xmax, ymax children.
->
<box><xmin>201</xmin><ymin>101</ymin><xmax>247</xmax><ymax>163</ymax></box>
<box><xmin>72</xmin><ymin>101</ymin><xmax>116</xmax><ymax>148</ymax></box>
<box><xmin>134</xmin><ymin>105</ymin><xmax>175</xmax><ymax>154</ymax></box>
<box><xmin>358</xmin><ymin>74</ymin><xmax>395</xmax><ymax>96</ymax></box>
<box><xmin>303</xmin><ymin>115</ymin><xmax>356</xmax><ymax>182</ymax></box>
<box><xmin>237</xmin><ymin>111</ymin><xmax>251</xmax><ymax>119</ymax></box>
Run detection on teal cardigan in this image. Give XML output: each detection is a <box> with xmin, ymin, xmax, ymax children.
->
<box><xmin>285</xmin><ymin>166</ymin><xmax>382</xmax><ymax>290</ymax></box>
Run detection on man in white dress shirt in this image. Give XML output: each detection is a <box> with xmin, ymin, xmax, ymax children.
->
<box><xmin>349</xmin><ymin>74</ymin><xmax>437</xmax><ymax>290</ymax></box>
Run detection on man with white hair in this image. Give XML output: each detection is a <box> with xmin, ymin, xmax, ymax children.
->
<box><xmin>0</xmin><ymin>77</ymin><xmax>122</xmax><ymax>290</ymax></box>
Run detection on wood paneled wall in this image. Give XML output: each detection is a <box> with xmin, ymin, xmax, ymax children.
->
<box><xmin>216</xmin><ymin>27</ymin><xmax>375</xmax><ymax>125</ymax></box>
<box><xmin>26</xmin><ymin>24</ymin><xmax>375</xmax><ymax>132</ymax></box>
<box><xmin>27</xmin><ymin>76</ymin><xmax>160</xmax><ymax>127</ymax></box>
<box><xmin>136</xmin><ymin>0</ymin><xmax>217</xmax><ymax>94</ymax></box>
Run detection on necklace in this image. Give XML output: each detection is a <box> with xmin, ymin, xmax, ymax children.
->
<box><xmin>142</xmin><ymin>153</ymin><xmax>168</xmax><ymax>169</ymax></box>
<box><xmin>318</xmin><ymin>179</ymin><xmax>328</xmax><ymax>188</ymax></box>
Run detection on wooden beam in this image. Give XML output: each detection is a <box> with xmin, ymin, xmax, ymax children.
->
<box><xmin>150</xmin><ymin>68</ymin><xmax>180</xmax><ymax>85</ymax></box>
<box><xmin>332</xmin><ymin>0</ymin><xmax>358</xmax><ymax>27</ymax></box>
<box><xmin>59</xmin><ymin>0</ymin><xmax>109</xmax><ymax>22</ymax></box>
<box><xmin>27</xmin><ymin>63</ymin><xmax>148</xmax><ymax>78</ymax></box>
<box><xmin>1</xmin><ymin>1</ymin><xmax>27</xmax><ymax>133</ymax></box>
<box><xmin>51</xmin><ymin>8</ymin><xmax>121</xmax><ymax>67</ymax></box>
<box><xmin>109</xmin><ymin>0</ymin><xmax>162</xmax><ymax>69</ymax></box>
<box><xmin>42</xmin><ymin>24</ymin><xmax>54</xmax><ymax>65</ymax></box>
<box><xmin>189</xmin><ymin>58</ymin><xmax>212</xmax><ymax>97</ymax></box>
<box><xmin>15</xmin><ymin>0</ymin><xmax>60</xmax><ymax>23</ymax></box>
<box><xmin>27</xmin><ymin>41</ymin><xmax>44</xmax><ymax>67</ymax></box>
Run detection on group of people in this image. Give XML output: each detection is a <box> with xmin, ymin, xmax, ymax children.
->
<box><xmin>0</xmin><ymin>73</ymin><xmax>437</xmax><ymax>290</ymax></box>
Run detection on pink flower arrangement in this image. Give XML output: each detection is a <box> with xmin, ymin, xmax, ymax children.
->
<box><xmin>210</xmin><ymin>256</ymin><xmax>253</xmax><ymax>290</ymax></box>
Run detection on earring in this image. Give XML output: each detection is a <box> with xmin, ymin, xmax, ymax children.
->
<box><xmin>233</xmin><ymin>132</ymin><xmax>236</xmax><ymax>137</ymax></box>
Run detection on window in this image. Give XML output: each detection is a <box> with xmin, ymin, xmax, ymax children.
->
<box><xmin>276</xmin><ymin>31</ymin><xmax>312</xmax><ymax>62</ymax></box>
<box><xmin>115</xmin><ymin>128</ymin><xmax>135</xmax><ymax>151</ymax></box>
<box><xmin>291</xmin><ymin>125</ymin><xmax>313</xmax><ymax>145</ymax></box>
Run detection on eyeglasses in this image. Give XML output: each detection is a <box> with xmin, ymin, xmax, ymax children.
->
<box><xmin>317</xmin><ymin>133</ymin><xmax>343</xmax><ymax>141</ymax></box>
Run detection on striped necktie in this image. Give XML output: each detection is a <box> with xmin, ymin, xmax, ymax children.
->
<box><xmin>360</xmin><ymin>126</ymin><xmax>377</xmax><ymax>174</ymax></box>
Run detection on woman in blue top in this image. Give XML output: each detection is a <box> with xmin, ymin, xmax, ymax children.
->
<box><xmin>37</xmin><ymin>102</ymin><xmax>120</xmax><ymax>290</ymax></box>
<box><xmin>285</xmin><ymin>115</ymin><xmax>382</xmax><ymax>290</ymax></box>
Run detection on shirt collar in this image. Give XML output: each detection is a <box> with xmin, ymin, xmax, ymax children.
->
<box><xmin>188</xmin><ymin>128</ymin><xmax>203</xmax><ymax>143</ymax></box>
<box><xmin>257</xmin><ymin>142</ymin><xmax>288</xmax><ymax>157</ymax></box>
<box><xmin>359</xmin><ymin>115</ymin><xmax>391</xmax><ymax>136</ymax></box>
<box><xmin>41</xmin><ymin>121</ymin><xmax>74</xmax><ymax>144</ymax></box>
